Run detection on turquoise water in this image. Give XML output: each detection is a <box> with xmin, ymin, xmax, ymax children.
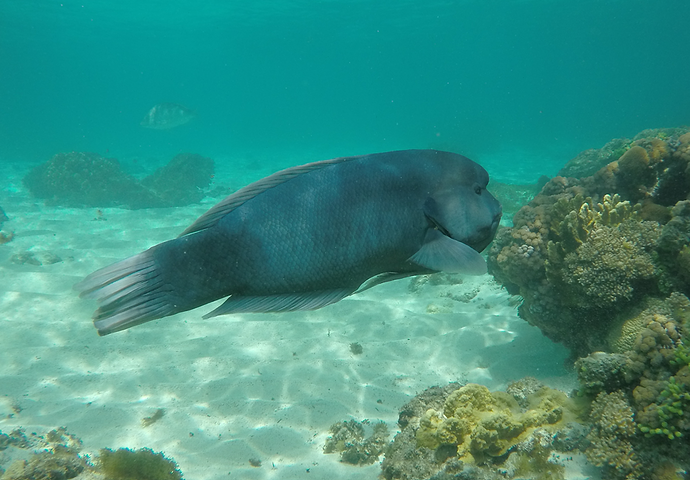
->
<box><xmin>1</xmin><ymin>2</ymin><xmax>690</xmax><ymax>479</ymax></box>
<box><xmin>2</xmin><ymin>0</ymin><xmax>689</xmax><ymax>181</ymax></box>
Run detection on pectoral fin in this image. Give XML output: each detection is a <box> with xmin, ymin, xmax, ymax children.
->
<box><xmin>409</xmin><ymin>229</ymin><xmax>487</xmax><ymax>275</ymax></box>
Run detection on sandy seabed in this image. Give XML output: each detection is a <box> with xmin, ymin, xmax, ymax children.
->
<box><xmin>0</xmin><ymin>160</ymin><xmax>594</xmax><ymax>480</ymax></box>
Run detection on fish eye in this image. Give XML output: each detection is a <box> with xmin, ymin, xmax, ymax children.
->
<box><xmin>474</xmin><ymin>184</ymin><xmax>482</xmax><ymax>195</ymax></box>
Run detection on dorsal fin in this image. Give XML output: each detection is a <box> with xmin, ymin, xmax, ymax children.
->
<box><xmin>179</xmin><ymin>155</ymin><xmax>360</xmax><ymax>237</ymax></box>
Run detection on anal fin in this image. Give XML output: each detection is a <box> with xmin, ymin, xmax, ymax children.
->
<box><xmin>203</xmin><ymin>289</ymin><xmax>354</xmax><ymax>318</ymax></box>
<box><xmin>355</xmin><ymin>272</ymin><xmax>418</xmax><ymax>293</ymax></box>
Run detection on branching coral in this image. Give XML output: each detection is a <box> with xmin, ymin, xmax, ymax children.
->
<box><xmin>636</xmin><ymin>337</ymin><xmax>690</xmax><ymax>441</ymax></box>
<box><xmin>639</xmin><ymin>370</ymin><xmax>690</xmax><ymax>440</ymax></box>
<box><xmin>490</xmin><ymin>201</ymin><xmax>553</xmax><ymax>294</ymax></box>
<box><xmin>487</xmin><ymin>134</ymin><xmax>680</xmax><ymax>356</ymax></box>
<box><xmin>485</xmin><ymin>129</ymin><xmax>690</xmax><ymax>476</ymax></box>
<box><xmin>548</xmin><ymin>193</ymin><xmax>635</xmax><ymax>256</ymax></box>
<box><xmin>492</xmin><ymin>196</ymin><xmax>651</xmax><ymax>352</ymax></box>
<box><xmin>585</xmin><ymin>391</ymin><xmax>642</xmax><ymax>480</ymax></box>
<box><xmin>549</xmin><ymin>196</ymin><xmax>597</xmax><ymax>253</ymax></box>
<box><xmin>540</xmin><ymin>196</ymin><xmax>659</xmax><ymax>341</ymax></box>
<box><xmin>592</xmin><ymin>295</ymin><xmax>690</xmax><ymax>446</ymax></box>
<box><xmin>560</xmin><ymin>224</ymin><xmax>656</xmax><ymax>308</ymax></box>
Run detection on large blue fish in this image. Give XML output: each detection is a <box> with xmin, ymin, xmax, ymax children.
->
<box><xmin>76</xmin><ymin>150</ymin><xmax>502</xmax><ymax>335</ymax></box>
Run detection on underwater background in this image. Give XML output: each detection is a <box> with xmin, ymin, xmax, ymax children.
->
<box><xmin>2</xmin><ymin>1</ymin><xmax>690</xmax><ymax>480</ymax></box>
<box><xmin>1</xmin><ymin>0</ymin><xmax>689</xmax><ymax>181</ymax></box>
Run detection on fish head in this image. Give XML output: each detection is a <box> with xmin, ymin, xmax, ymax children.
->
<box><xmin>426</xmin><ymin>165</ymin><xmax>502</xmax><ymax>253</ymax></box>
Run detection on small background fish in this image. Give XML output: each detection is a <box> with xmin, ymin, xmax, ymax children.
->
<box><xmin>140</xmin><ymin>103</ymin><xmax>196</xmax><ymax>130</ymax></box>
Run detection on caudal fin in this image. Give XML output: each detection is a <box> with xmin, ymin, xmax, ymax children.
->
<box><xmin>74</xmin><ymin>250</ymin><xmax>175</xmax><ymax>335</ymax></box>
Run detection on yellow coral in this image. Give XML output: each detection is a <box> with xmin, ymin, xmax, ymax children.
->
<box><xmin>416</xmin><ymin>409</ymin><xmax>445</xmax><ymax>449</ymax></box>
<box><xmin>443</xmin><ymin>383</ymin><xmax>497</xmax><ymax>418</ymax></box>
<box><xmin>549</xmin><ymin>194</ymin><xmax>634</xmax><ymax>258</ymax></box>
<box><xmin>415</xmin><ymin>384</ymin><xmax>581</xmax><ymax>464</ymax></box>
<box><xmin>596</xmin><ymin>193</ymin><xmax>633</xmax><ymax>226</ymax></box>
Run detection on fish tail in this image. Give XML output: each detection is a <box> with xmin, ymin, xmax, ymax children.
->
<box><xmin>74</xmin><ymin>248</ymin><xmax>175</xmax><ymax>335</ymax></box>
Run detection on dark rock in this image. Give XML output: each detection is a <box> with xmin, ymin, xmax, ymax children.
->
<box><xmin>141</xmin><ymin>153</ymin><xmax>214</xmax><ymax>207</ymax></box>
<box><xmin>23</xmin><ymin>152</ymin><xmax>154</xmax><ymax>208</ymax></box>
<box><xmin>23</xmin><ymin>151</ymin><xmax>215</xmax><ymax>209</ymax></box>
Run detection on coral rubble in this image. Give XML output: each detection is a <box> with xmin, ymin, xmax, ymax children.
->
<box><xmin>323</xmin><ymin>419</ymin><xmax>389</xmax><ymax>465</ymax></box>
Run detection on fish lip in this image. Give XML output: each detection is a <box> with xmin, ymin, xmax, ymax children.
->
<box><xmin>468</xmin><ymin>214</ymin><xmax>501</xmax><ymax>252</ymax></box>
<box><xmin>423</xmin><ymin>207</ymin><xmax>501</xmax><ymax>252</ymax></box>
<box><xmin>493</xmin><ymin>211</ymin><xmax>502</xmax><ymax>228</ymax></box>
<box><xmin>428</xmin><ymin>221</ymin><xmax>497</xmax><ymax>252</ymax></box>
